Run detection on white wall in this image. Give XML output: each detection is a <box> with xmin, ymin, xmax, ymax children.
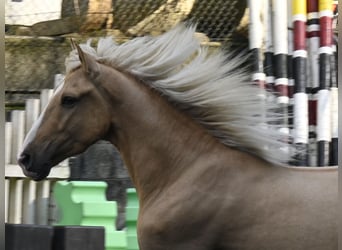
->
<box><xmin>5</xmin><ymin>0</ymin><xmax>62</xmax><ymax>26</ymax></box>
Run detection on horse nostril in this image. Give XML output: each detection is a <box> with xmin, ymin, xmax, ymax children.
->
<box><xmin>18</xmin><ymin>152</ymin><xmax>32</xmax><ymax>171</ymax></box>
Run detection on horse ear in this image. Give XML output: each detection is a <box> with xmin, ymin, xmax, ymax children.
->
<box><xmin>74</xmin><ymin>42</ymin><xmax>100</xmax><ymax>80</ymax></box>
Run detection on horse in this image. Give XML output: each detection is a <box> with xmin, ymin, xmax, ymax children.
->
<box><xmin>18</xmin><ymin>24</ymin><xmax>337</xmax><ymax>250</ymax></box>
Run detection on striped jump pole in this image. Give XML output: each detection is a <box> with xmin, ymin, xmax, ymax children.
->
<box><xmin>329</xmin><ymin>40</ymin><xmax>338</xmax><ymax>165</ymax></box>
<box><xmin>292</xmin><ymin>0</ymin><xmax>309</xmax><ymax>166</ymax></box>
<box><xmin>287</xmin><ymin>0</ymin><xmax>294</xmax><ymax>150</ymax></box>
<box><xmin>317</xmin><ymin>0</ymin><xmax>333</xmax><ymax>166</ymax></box>
<box><xmin>248</xmin><ymin>0</ymin><xmax>268</xmax><ymax>130</ymax></box>
<box><xmin>248</xmin><ymin>0</ymin><xmax>266</xmax><ymax>89</ymax></box>
<box><xmin>329</xmin><ymin>1</ymin><xmax>338</xmax><ymax>166</ymax></box>
<box><xmin>307</xmin><ymin>0</ymin><xmax>320</xmax><ymax>166</ymax></box>
<box><xmin>272</xmin><ymin>0</ymin><xmax>289</xmax><ymax>148</ymax></box>
<box><xmin>263</xmin><ymin>0</ymin><xmax>275</xmax><ymax>94</ymax></box>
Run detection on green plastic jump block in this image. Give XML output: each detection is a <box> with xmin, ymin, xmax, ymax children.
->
<box><xmin>53</xmin><ymin>181</ymin><xmax>127</xmax><ymax>250</ymax></box>
<box><xmin>106</xmin><ymin>231</ymin><xmax>127</xmax><ymax>250</ymax></box>
<box><xmin>126</xmin><ymin>188</ymin><xmax>139</xmax><ymax>250</ymax></box>
<box><xmin>126</xmin><ymin>188</ymin><xmax>139</xmax><ymax>222</ymax></box>
<box><xmin>127</xmin><ymin>235</ymin><xmax>139</xmax><ymax>250</ymax></box>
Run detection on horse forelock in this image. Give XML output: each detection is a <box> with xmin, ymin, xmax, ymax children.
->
<box><xmin>64</xmin><ymin>24</ymin><xmax>294</xmax><ymax>166</ymax></box>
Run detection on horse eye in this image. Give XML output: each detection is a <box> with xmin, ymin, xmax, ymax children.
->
<box><xmin>61</xmin><ymin>96</ymin><xmax>78</xmax><ymax>108</ymax></box>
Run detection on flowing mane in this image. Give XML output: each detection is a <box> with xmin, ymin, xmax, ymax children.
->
<box><xmin>65</xmin><ymin>24</ymin><xmax>293</xmax><ymax>166</ymax></box>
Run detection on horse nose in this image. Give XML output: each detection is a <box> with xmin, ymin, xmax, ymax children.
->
<box><xmin>18</xmin><ymin>152</ymin><xmax>33</xmax><ymax>171</ymax></box>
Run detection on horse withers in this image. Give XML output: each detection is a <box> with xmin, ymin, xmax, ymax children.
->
<box><xmin>18</xmin><ymin>25</ymin><xmax>337</xmax><ymax>250</ymax></box>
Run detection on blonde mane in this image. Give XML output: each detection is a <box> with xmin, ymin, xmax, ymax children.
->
<box><xmin>65</xmin><ymin>24</ymin><xmax>293</xmax><ymax>166</ymax></box>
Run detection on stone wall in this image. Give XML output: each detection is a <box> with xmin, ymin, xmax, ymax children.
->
<box><xmin>5</xmin><ymin>36</ymin><xmax>71</xmax><ymax>105</ymax></box>
<box><xmin>5</xmin><ymin>37</ymin><xmax>69</xmax><ymax>91</ymax></box>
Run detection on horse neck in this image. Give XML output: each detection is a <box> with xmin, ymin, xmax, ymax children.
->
<box><xmin>101</xmin><ymin>67</ymin><xmax>227</xmax><ymax>202</ymax></box>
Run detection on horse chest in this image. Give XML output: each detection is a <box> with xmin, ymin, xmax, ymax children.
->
<box><xmin>137</xmin><ymin>187</ymin><xmax>228</xmax><ymax>250</ymax></box>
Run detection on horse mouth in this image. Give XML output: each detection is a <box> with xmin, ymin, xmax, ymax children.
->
<box><xmin>22</xmin><ymin>169</ymin><xmax>51</xmax><ymax>181</ymax></box>
<box><xmin>19</xmin><ymin>162</ymin><xmax>52</xmax><ymax>181</ymax></box>
<box><xmin>17</xmin><ymin>149</ymin><xmax>54</xmax><ymax>181</ymax></box>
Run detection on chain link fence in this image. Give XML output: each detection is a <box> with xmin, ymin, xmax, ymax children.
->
<box><xmin>5</xmin><ymin>0</ymin><xmax>247</xmax><ymax>107</ymax></box>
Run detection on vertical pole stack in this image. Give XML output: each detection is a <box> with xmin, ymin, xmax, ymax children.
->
<box><xmin>307</xmin><ymin>0</ymin><xmax>320</xmax><ymax>166</ymax></box>
<box><xmin>248</xmin><ymin>0</ymin><xmax>338</xmax><ymax>166</ymax></box>
<box><xmin>317</xmin><ymin>0</ymin><xmax>333</xmax><ymax>166</ymax></box>
<box><xmin>292</xmin><ymin>0</ymin><xmax>309</xmax><ymax>165</ymax></box>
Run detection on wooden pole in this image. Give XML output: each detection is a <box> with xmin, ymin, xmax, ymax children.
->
<box><xmin>40</xmin><ymin>89</ymin><xmax>54</xmax><ymax>113</ymax></box>
<box><xmin>5</xmin><ymin>122</ymin><xmax>12</xmax><ymax>165</ymax></box>
<box><xmin>11</xmin><ymin>111</ymin><xmax>25</xmax><ymax>164</ymax></box>
<box><xmin>22</xmin><ymin>180</ymin><xmax>37</xmax><ymax>224</ymax></box>
<box><xmin>5</xmin><ymin>179</ymin><xmax>9</xmax><ymax>222</ymax></box>
<box><xmin>25</xmin><ymin>99</ymin><xmax>40</xmax><ymax>134</ymax></box>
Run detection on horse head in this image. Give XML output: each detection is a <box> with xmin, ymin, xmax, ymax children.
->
<box><xmin>18</xmin><ymin>45</ymin><xmax>112</xmax><ymax>181</ymax></box>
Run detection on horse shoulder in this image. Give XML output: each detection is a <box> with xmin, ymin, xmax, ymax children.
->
<box><xmin>137</xmin><ymin>187</ymin><xmax>221</xmax><ymax>250</ymax></box>
<box><xmin>137</xmin><ymin>155</ymin><xmax>235</xmax><ymax>249</ymax></box>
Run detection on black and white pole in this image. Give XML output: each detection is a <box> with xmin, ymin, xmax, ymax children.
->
<box><xmin>248</xmin><ymin>0</ymin><xmax>266</xmax><ymax>89</ymax></box>
<box><xmin>317</xmin><ymin>0</ymin><xmax>333</xmax><ymax>166</ymax></box>
<box><xmin>292</xmin><ymin>0</ymin><xmax>309</xmax><ymax>165</ymax></box>
<box><xmin>272</xmin><ymin>0</ymin><xmax>289</xmax><ymax>150</ymax></box>
<box><xmin>307</xmin><ymin>0</ymin><xmax>320</xmax><ymax>166</ymax></box>
<box><xmin>287</xmin><ymin>0</ymin><xmax>294</xmax><ymax>149</ymax></box>
<box><xmin>329</xmin><ymin>42</ymin><xmax>338</xmax><ymax>165</ymax></box>
<box><xmin>263</xmin><ymin>0</ymin><xmax>275</xmax><ymax>94</ymax></box>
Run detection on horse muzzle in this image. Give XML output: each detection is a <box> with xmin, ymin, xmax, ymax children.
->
<box><xmin>17</xmin><ymin>151</ymin><xmax>52</xmax><ymax>181</ymax></box>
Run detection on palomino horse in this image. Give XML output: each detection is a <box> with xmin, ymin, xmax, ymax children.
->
<box><xmin>18</xmin><ymin>25</ymin><xmax>337</xmax><ymax>250</ymax></box>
